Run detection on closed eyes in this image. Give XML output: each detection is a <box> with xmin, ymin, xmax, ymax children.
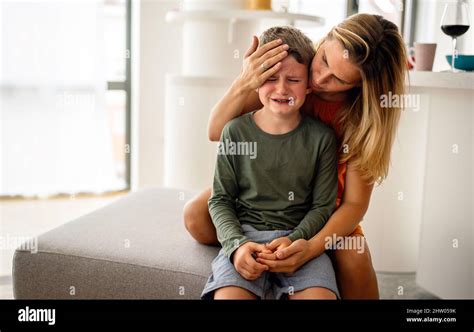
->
<box><xmin>267</xmin><ymin>77</ymin><xmax>301</xmax><ymax>83</ymax></box>
<box><xmin>322</xmin><ymin>53</ymin><xmax>350</xmax><ymax>85</ymax></box>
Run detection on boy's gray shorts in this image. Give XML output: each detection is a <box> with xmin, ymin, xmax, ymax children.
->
<box><xmin>201</xmin><ymin>224</ymin><xmax>340</xmax><ymax>299</ymax></box>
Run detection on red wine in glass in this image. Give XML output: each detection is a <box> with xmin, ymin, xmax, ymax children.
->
<box><xmin>441</xmin><ymin>2</ymin><xmax>470</xmax><ymax>72</ymax></box>
<box><xmin>441</xmin><ymin>25</ymin><xmax>470</xmax><ymax>37</ymax></box>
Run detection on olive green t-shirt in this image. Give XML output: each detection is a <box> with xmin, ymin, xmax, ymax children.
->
<box><xmin>208</xmin><ymin>111</ymin><xmax>338</xmax><ymax>258</ymax></box>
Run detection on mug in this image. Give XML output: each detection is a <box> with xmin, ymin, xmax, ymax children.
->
<box><xmin>408</xmin><ymin>43</ymin><xmax>437</xmax><ymax>71</ymax></box>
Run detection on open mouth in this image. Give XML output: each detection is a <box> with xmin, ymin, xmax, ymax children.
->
<box><xmin>271</xmin><ymin>98</ymin><xmax>293</xmax><ymax>104</ymax></box>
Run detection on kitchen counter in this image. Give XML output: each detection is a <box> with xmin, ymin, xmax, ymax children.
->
<box><xmin>406</xmin><ymin>71</ymin><xmax>474</xmax><ymax>89</ymax></box>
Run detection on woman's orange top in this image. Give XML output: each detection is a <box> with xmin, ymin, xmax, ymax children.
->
<box><xmin>306</xmin><ymin>94</ymin><xmax>364</xmax><ymax>236</ymax></box>
<box><xmin>304</xmin><ymin>94</ymin><xmax>346</xmax><ymax>209</ymax></box>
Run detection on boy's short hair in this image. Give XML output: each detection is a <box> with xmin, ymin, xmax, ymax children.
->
<box><xmin>259</xmin><ymin>26</ymin><xmax>315</xmax><ymax>69</ymax></box>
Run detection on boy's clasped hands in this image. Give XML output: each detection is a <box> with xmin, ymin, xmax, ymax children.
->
<box><xmin>232</xmin><ymin>237</ymin><xmax>292</xmax><ymax>280</ymax></box>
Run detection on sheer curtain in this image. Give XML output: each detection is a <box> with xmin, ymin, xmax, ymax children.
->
<box><xmin>0</xmin><ymin>1</ymin><xmax>123</xmax><ymax>196</ymax></box>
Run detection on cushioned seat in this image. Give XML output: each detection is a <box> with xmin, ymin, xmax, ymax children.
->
<box><xmin>13</xmin><ymin>188</ymin><xmax>219</xmax><ymax>299</ymax></box>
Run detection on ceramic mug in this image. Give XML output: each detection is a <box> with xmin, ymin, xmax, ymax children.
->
<box><xmin>408</xmin><ymin>43</ymin><xmax>437</xmax><ymax>71</ymax></box>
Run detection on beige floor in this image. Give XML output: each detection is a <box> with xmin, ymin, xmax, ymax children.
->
<box><xmin>0</xmin><ymin>192</ymin><xmax>125</xmax><ymax>298</ymax></box>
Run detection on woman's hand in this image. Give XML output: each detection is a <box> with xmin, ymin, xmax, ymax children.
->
<box><xmin>256</xmin><ymin>238</ymin><xmax>315</xmax><ymax>273</ymax></box>
<box><xmin>207</xmin><ymin>36</ymin><xmax>290</xmax><ymax>142</ymax></box>
<box><xmin>237</xmin><ymin>36</ymin><xmax>289</xmax><ymax>93</ymax></box>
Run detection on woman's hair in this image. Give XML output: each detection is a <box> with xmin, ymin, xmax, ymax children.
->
<box><xmin>259</xmin><ymin>26</ymin><xmax>315</xmax><ymax>71</ymax></box>
<box><xmin>321</xmin><ymin>13</ymin><xmax>407</xmax><ymax>184</ymax></box>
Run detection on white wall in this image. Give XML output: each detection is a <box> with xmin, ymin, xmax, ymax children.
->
<box><xmin>132</xmin><ymin>0</ymin><xmax>182</xmax><ymax>190</ymax></box>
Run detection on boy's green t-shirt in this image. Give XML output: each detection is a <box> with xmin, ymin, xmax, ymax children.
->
<box><xmin>209</xmin><ymin>111</ymin><xmax>338</xmax><ymax>258</ymax></box>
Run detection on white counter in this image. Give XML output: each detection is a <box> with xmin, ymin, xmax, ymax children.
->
<box><xmin>406</xmin><ymin>71</ymin><xmax>474</xmax><ymax>90</ymax></box>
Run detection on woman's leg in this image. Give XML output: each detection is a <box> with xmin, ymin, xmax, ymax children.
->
<box><xmin>289</xmin><ymin>287</ymin><xmax>337</xmax><ymax>299</ymax></box>
<box><xmin>214</xmin><ymin>286</ymin><xmax>257</xmax><ymax>299</ymax></box>
<box><xmin>328</xmin><ymin>235</ymin><xmax>379</xmax><ymax>299</ymax></box>
<box><xmin>183</xmin><ymin>187</ymin><xmax>219</xmax><ymax>245</ymax></box>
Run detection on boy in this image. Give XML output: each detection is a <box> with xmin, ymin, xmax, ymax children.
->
<box><xmin>202</xmin><ymin>26</ymin><xmax>339</xmax><ymax>299</ymax></box>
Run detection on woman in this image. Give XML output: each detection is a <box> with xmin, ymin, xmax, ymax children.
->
<box><xmin>183</xmin><ymin>13</ymin><xmax>407</xmax><ymax>299</ymax></box>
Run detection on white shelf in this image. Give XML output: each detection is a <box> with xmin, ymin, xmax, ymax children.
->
<box><xmin>167</xmin><ymin>74</ymin><xmax>234</xmax><ymax>87</ymax></box>
<box><xmin>407</xmin><ymin>71</ymin><xmax>474</xmax><ymax>90</ymax></box>
<box><xmin>166</xmin><ymin>9</ymin><xmax>325</xmax><ymax>26</ymax></box>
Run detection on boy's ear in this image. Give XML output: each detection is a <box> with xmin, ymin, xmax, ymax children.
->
<box><xmin>305</xmin><ymin>87</ymin><xmax>312</xmax><ymax>95</ymax></box>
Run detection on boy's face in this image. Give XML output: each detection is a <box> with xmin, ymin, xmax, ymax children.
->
<box><xmin>258</xmin><ymin>55</ymin><xmax>311</xmax><ymax>117</ymax></box>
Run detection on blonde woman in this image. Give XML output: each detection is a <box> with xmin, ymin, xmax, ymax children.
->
<box><xmin>184</xmin><ymin>13</ymin><xmax>408</xmax><ymax>299</ymax></box>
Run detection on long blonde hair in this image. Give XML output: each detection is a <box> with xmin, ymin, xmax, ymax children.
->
<box><xmin>321</xmin><ymin>14</ymin><xmax>407</xmax><ymax>184</ymax></box>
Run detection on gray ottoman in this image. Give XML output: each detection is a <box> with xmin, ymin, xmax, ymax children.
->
<box><xmin>13</xmin><ymin>187</ymin><xmax>219</xmax><ymax>299</ymax></box>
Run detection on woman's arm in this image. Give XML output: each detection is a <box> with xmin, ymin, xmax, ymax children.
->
<box><xmin>207</xmin><ymin>36</ymin><xmax>289</xmax><ymax>142</ymax></box>
<box><xmin>306</xmin><ymin>162</ymin><xmax>374</xmax><ymax>257</ymax></box>
<box><xmin>207</xmin><ymin>81</ymin><xmax>261</xmax><ymax>142</ymax></box>
<box><xmin>256</xmin><ymin>162</ymin><xmax>374</xmax><ymax>272</ymax></box>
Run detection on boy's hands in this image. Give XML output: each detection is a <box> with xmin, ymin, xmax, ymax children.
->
<box><xmin>265</xmin><ymin>237</ymin><xmax>292</xmax><ymax>255</ymax></box>
<box><xmin>254</xmin><ymin>237</ymin><xmax>293</xmax><ymax>261</ymax></box>
<box><xmin>256</xmin><ymin>238</ymin><xmax>313</xmax><ymax>273</ymax></box>
<box><xmin>233</xmin><ymin>237</ymin><xmax>294</xmax><ymax>279</ymax></box>
<box><xmin>233</xmin><ymin>242</ymin><xmax>271</xmax><ymax>280</ymax></box>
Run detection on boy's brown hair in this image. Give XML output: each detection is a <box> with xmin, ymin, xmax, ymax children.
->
<box><xmin>259</xmin><ymin>26</ymin><xmax>315</xmax><ymax>69</ymax></box>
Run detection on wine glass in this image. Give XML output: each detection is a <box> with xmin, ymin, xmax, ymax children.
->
<box><xmin>441</xmin><ymin>1</ymin><xmax>470</xmax><ymax>72</ymax></box>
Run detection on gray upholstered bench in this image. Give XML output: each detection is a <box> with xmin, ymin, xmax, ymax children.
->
<box><xmin>13</xmin><ymin>188</ymin><xmax>219</xmax><ymax>299</ymax></box>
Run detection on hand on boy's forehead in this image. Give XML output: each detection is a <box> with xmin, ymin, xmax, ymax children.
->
<box><xmin>271</xmin><ymin>56</ymin><xmax>307</xmax><ymax>79</ymax></box>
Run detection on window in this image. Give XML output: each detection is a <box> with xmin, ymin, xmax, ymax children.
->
<box><xmin>0</xmin><ymin>0</ymin><xmax>131</xmax><ymax>197</ymax></box>
<box><xmin>288</xmin><ymin>0</ymin><xmax>348</xmax><ymax>41</ymax></box>
<box><xmin>285</xmin><ymin>0</ymin><xmax>411</xmax><ymax>42</ymax></box>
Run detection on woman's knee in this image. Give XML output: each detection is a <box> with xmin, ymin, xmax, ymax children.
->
<box><xmin>183</xmin><ymin>189</ymin><xmax>209</xmax><ymax>228</ymax></box>
<box><xmin>183</xmin><ymin>198</ymin><xmax>200</xmax><ymax>231</ymax></box>
<box><xmin>330</xmin><ymin>236</ymin><xmax>379</xmax><ymax>299</ymax></box>
<box><xmin>183</xmin><ymin>189</ymin><xmax>217</xmax><ymax>245</ymax></box>
<box><xmin>331</xmin><ymin>236</ymin><xmax>375</xmax><ymax>275</ymax></box>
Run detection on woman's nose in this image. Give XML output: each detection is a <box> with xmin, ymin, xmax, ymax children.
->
<box><xmin>316</xmin><ymin>69</ymin><xmax>330</xmax><ymax>85</ymax></box>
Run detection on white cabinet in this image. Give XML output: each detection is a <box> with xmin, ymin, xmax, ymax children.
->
<box><xmin>414</xmin><ymin>74</ymin><xmax>474</xmax><ymax>299</ymax></box>
<box><xmin>363</xmin><ymin>71</ymin><xmax>474</xmax><ymax>298</ymax></box>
